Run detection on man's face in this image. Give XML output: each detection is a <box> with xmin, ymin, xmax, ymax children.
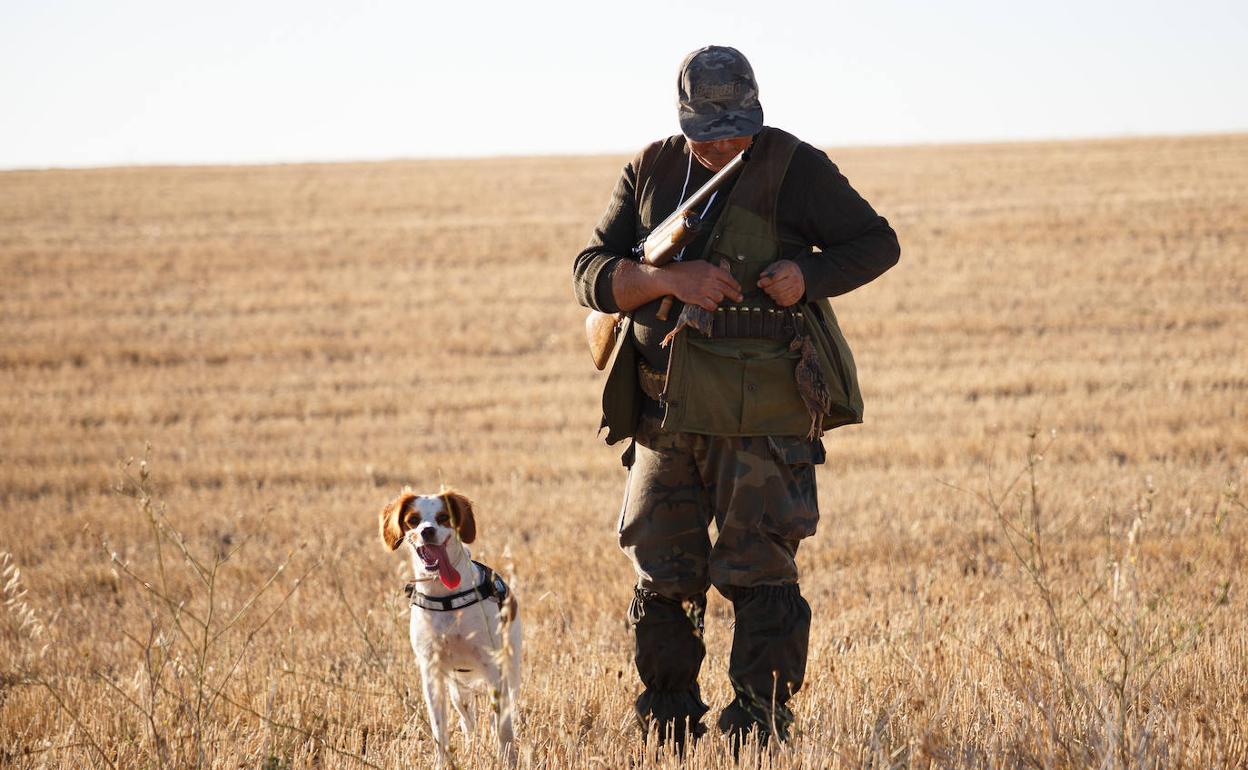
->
<box><xmin>688</xmin><ymin>135</ymin><xmax>753</xmax><ymax>172</ymax></box>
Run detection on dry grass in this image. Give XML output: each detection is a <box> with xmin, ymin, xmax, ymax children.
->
<box><xmin>2</xmin><ymin>133</ymin><xmax>1246</xmax><ymax>768</ymax></box>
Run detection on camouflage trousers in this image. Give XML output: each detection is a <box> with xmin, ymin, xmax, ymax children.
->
<box><xmin>618</xmin><ymin>415</ymin><xmax>822</xmax><ymax>748</ymax></box>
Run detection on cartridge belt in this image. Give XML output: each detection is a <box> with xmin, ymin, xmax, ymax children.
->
<box><xmin>710</xmin><ymin>305</ymin><xmax>803</xmax><ymax>341</ymax></box>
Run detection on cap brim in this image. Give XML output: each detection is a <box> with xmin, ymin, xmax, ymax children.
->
<box><xmin>679</xmin><ymin>107</ymin><xmax>764</xmax><ymax>142</ymax></box>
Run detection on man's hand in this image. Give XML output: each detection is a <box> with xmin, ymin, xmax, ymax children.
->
<box><xmin>663</xmin><ymin>261</ymin><xmax>744</xmax><ymax>311</ymax></box>
<box><xmin>757</xmin><ymin>260</ymin><xmax>805</xmax><ymax>307</ymax></box>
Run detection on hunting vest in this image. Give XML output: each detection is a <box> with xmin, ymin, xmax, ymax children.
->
<box><xmin>600</xmin><ymin>127</ymin><xmax>863</xmax><ymax>444</ymax></box>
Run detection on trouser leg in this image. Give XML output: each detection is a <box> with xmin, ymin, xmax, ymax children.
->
<box><xmin>618</xmin><ymin>419</ymin><xmax>713</xmax><ymax>748</ymax></box>
<box><xmin>717</xmin><ymin>583</ymin><xmax>811</xmax><ymax>746</ymax></box>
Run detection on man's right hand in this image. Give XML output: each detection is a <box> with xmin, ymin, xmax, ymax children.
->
<box><xmin>662</xmin><ymin>261</ymin><xmax>743</xmax><ymax>311</ymax></box>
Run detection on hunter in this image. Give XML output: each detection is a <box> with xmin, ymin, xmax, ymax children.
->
<box><xmin>572</xmin><ymin>45</ymin><xmax>900</xmax><ymax>751</ymax></box>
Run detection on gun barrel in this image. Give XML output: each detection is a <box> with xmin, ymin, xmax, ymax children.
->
<box><xmin>642</xmin><ymin>212</ymin><xmax>702</xmax><ymax>266</ymax></box>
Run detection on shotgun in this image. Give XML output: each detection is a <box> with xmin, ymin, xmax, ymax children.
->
<box><xmin>585</xmin><ymin>148</ymin><xmax>750</xmax><ymax>370</ymax></box>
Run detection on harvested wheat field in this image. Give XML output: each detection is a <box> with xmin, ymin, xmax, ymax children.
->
<box><xmin>2</xmin><ymin>133</ymin><xmax>1246</xmax><ymax>769</ymax></box>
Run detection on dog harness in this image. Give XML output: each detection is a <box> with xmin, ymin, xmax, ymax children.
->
<box><xmin>405</xmin><ymin>561</ymin><xmax>511</xmax><ymax>612</ymax></box>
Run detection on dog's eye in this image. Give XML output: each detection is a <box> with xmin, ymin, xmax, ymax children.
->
<box><xmin>435</xmin><ymin>513</ymin><xmax>450</xmax><ymax>525</ymax></box>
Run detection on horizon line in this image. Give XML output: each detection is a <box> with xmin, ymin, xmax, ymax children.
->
<box><xmin>2</xmin><ymin>127</ymin><xmax>1244</xmax><ymax>174</ymax></box>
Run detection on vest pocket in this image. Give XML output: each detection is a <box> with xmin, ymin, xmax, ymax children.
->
<box><xmin>709</xmin><ymin>225</ymin><xmax>778</xmax><ymax>297</ymax></box>
<box><xmin>663</xmin><ymin>337</ymin><xmax>811</xmax><ymax>437</ymax></box>
<box><xmin>663</xmin><ymin>337</ymin><xmax>745</xmax><ymax>434</ymax></box>
<box><xmin>739</xmin><ymin>349</ymin><xmax>809</xmax><ymax>436</ymax></box>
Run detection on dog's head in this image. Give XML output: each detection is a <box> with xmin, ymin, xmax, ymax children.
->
<box><xmin>379</xmin><ymin>487</ymin><xmax>477</xmax><ymax>551</ymax></box>
<box><xmin>379</xmin><ymin>487</ymin><xmax>477</xmax><ymax>588</ymax></box>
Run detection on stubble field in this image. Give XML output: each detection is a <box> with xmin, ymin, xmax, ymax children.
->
<box><xmin>2</xmin><ymin>133</ymin><xmax>1246</xmax><ymax>768</ymax></box>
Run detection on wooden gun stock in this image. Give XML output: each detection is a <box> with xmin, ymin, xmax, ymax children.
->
<box><xmin>585</xmin><ymin>310</ymin><xmax>621</xmax><ymax>370</ymax></box>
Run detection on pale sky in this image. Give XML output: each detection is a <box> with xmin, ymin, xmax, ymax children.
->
<box><xmin>2</xmin><ymin>0</ymin><xmax>1245</xmax><ymax>169</ymax></box>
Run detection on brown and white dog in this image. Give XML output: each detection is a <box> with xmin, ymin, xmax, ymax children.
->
<box><xmin>380</xmin><ymin>488</ymin><xmax>521</xmax><ymax>766</ymax></box>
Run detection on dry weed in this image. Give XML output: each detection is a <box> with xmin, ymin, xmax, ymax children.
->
<box><xmin>2</xmin><ymin>134</ymin><xmax>1246</xmax><ymax>767</ymax></box>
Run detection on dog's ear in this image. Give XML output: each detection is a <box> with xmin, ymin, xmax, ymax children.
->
<box><xmin>380</xmin><ymin>492</ymin><xmax>414</xmax><ymax>551</ymax></box>
<box><xmin>443</xmin><ymin>490</ymin><xmax>476</xmax><ymax>544</ymax></box>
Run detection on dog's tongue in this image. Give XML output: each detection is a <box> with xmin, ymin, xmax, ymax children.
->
<box><xmin>428</xmin><ymin>544</ymin><xmax>461</xmax><ymax>590</ymax></box>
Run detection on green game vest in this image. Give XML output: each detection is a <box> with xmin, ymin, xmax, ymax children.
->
<box><xmin>600</xmin><ymin>128</ymin><xmax>863</xmax><ymax>443</ymax></box>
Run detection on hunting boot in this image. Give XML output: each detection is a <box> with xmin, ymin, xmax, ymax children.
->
<box><xmin>716</xmin><ymin>584</ymin><xmax>811</xmax><ymax>751</ymax></box>
<box><xmin>629</xmin><ymin>588</ymin><xmax>710</xmax><ymax>752</ymax></box>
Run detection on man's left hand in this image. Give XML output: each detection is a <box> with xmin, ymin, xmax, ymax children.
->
<box><xmin>757</xmin><ymin>260</ymin><xmax>805</xmax><ymax>307</ymax></box>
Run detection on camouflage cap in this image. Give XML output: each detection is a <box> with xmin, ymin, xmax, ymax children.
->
<box><xmin>677</xmin><ymin>46</ymin><xmax>764</xmax><ymax>141</ymax></box>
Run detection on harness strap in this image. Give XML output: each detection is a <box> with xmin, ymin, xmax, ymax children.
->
<box><xmin>405</xmin><ymin>561</ymin><xmax>511</xmax><ymax>613</ymax></box>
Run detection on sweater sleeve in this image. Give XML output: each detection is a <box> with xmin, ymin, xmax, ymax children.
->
<box><xmin>572</xmin><ymin>160</ymin><xmax>639</xmax><ymax>314</ymax></box>
<box><xmin>781</xmin><ymin>143</ymin><xmax>900</xmax><ymax>300</ymax></box>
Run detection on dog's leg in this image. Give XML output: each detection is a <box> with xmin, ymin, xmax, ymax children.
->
<box><xmin>507</xmin><ymin>617</ymin><xmax>522</xmax><ymax>713</ymax></box>
<box><xmin>448</xmin><ymin>680</ymin><xmax>475</xmax><ymax>742</ymax></box>
<box><xmin>493</xmin><ymin>617</ymin><xmax>522</xmax><ymax>767</ymax></box>
<box><xmin>489</xmin><ymin>618</ymin><xmax>519</xmax><ymax>768</ymax></box>
<box><xmin>421</xmin><ymin>667</ymin><xmax>450</xmax><ymax>767</ymax></box>
<box><xmin>491</xmin><ymin>680</ymin><xmax>516</xmax><ymax>768</ymax></box>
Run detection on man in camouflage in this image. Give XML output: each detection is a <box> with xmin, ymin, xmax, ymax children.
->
<box><xmin>573</xmin><ymin>46</ymin><xmax>900</xmax><ymax>751</ymax></box>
